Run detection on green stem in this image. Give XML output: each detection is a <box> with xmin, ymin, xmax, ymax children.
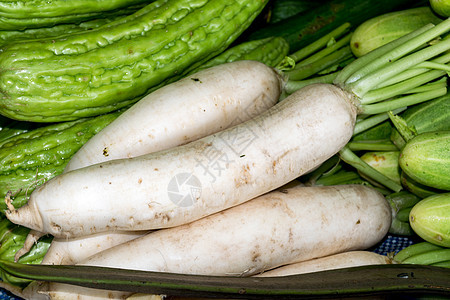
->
<box><xmin>333</xmin><ymin>24</ymin><xmax>434</xmax><ymax>87</ymax></box>
<box><xmin>295</xmin><ymin>33</ymin><xmax>353</xmax><ymax>67</ymax></box>
<box><xmin>360</xmin><ymin>69</ymin><xmax>446</xmax><ymax>104</ymax></box>
<box><xmin>338</xmin><ymin>145</ymin><xmax>403</xmax><ymax>192</ymax></box>
<box><xmin>402</xmin><ymin>249</ymin><xmax>450</xmax><ymax>265</ymax></box>
<box><xmin>284</xmin><ymin>72</ymin><xmax>339</xmax><ymax>94</ymax></box>
<box><xmin>350</xmin><ymin>37</ymin><xmax>450</xmax><ymax>98</ymax></box>
<box><xmin>347</xmin><ymin>140</ymin><xmax>398</xmax><ymax>151</ymax></box>
<box><xmin>375</xmin><ymin>51</ymin><xmax>450</xmax><ymax>88</ymax></box>
<box><xmin>302</xmin><ymin>155</ymin><xmax>340</xmax><ymax>186</ymax></box>
<box><xmin>389</xmin><ymin>218</ymin><xmax>414</xmax><ymax>236</ymax></box>
<box><xmin>361</xmin><ymin>86</ymin><xmax>447</xmax><ymax>115</ymax></box>
<box><xmin>342</xmin><ymin>19</ymin><xmax>450</xmax><ymax>89</ymax></box>
<box><xmin>286</xmin><ymin>45</ymin><xmax>353</xmax><ymax>81</ymax></box>
<box><xmin>408</xmin><ymin>78</ymin><xmax>447</xmax><ymax>93</ymax></box>
<box><xmin>352</xmin><ymin>107</ymin><xmax>405</xmax><ymax>135</ymax></box>
<box><xmin>288</xmin><ymin>22</ymin><xmax>351</xmax><ymax>62</ymax></box>
<box><xmin>394</xmin><ymin>242</ymin><xmax>443</xmax><ymax>263</ymax></box>
<box><xmin>416</xmin><ymin>61</ymin><xmax>450</xmax><ymax>72</ymax></box>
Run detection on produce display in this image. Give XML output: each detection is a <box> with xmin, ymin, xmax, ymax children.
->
<box><xmin>0</xmin><ymin>0</ymin><xmax>449</xmax><ymax>299</ymax></box>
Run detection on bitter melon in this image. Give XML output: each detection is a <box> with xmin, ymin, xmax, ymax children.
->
<box><xmin>0</xmin><ymin>0</ymin><xmax>269</xmax><ymax>123</ymax></box>
<box><xmin>188</xmin><ymin>36</ymin><xmax>289</xmax><ymax>75</ymax></box>
<box><xmin>0</xmin><ymin>111</ymin><xmax>121</xmax><ymax>212</ymax></box>
<box><xmin>0</xmin><ymin>3</ymin><xmax>148</xmax><ymax>46</ymax></box>
<box><xmin>0</xmin><ymin>0</ymin><xmax>151</xmax><ymax>30</ymax></box>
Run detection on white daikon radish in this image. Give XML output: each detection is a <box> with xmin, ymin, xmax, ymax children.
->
<box><xmin>6</xmin><ymin>83</ymin><xmax>357</xmax><ymax>238</ymax></box>
<box><xmin>31</xmin><ymin>184</ymin><xmax>391</xmax><ymax>299</ymax></box>
<box><xmin>64</xmin><ymin>60</ymin><xmax>283</xmax><ymax>172</ymax></box>
<box><xmin>255</xmin><ymin>251</ymin><xmax>393</xmax><ymax>277</ymax></box>
<box><xmin>42</xmin><ymin>230</ymin><xmax>150</xmax><ymax>265</ymax></box>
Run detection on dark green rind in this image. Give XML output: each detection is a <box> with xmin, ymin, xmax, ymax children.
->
<box><xmin>0</xmin><ymin>0</ymin><xmax>151</xmax><ymax>30</ymax></box>
<box><xmin>0</xmin><ymin>110</ymin><xmax>121</xmax><ymax>211</ymax></box>
<box><xmin>0</xmin><ymin>262</ymin><xmax>449</xmax><ymax>298</ymax></box>
<box><xmin>0</xmin><ymin>0</ymin><xmax>269</xmax><ymax>123</ymax></box>
<box><xmin>399</xmin><ymin>131</ymin><xmax>450</xmax><ymax>191</ymax></box>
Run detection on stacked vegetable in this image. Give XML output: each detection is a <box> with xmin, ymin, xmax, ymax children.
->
<box><xmin>0</xmin><ymin>0</ymin><xmax>449</xmax><ymax>299</ymax></box>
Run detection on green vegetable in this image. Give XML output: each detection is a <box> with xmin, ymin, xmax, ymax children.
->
<box><xmin>248</xmin><ymin>0</ymin><xmax>419</xmax><ymax>53</ymax></box>
<box><xmin>0</xmin><ymin>3</ymin><xmax>147</xmax><ymax>47</ymax></box>
<box><xmin>386</xmin><ymin>191</ymin><xmax>421</xmax><ymax>236</ymax></box>
<box><xmin>401</xmin><ymin>171</ymin><xmax>445</xmax><ymax>198</ymax></box>
<box><xmin>0</xmin><ymin>218</ymin><xmax>51</xmax><ymax>287</ymax></box>
<box><xmin>350</xmin><ymin>7</ymin><xmax>443</xmax><ymax>57</ymax></box>
<box><xmin>0</xmin><ymin>0</ymin><xmax>269</xmax><ymax>123</ymax></box>
<box><xmin>430</xmin><ymin>0</ymin><xmax>450</xmax><ymax>17</ymax></box>
<box><xmin>0</xmin><ymin>120</ymin><xmax>41</xmax><ymax>144</ymax></box>
<box><xmin>0</xmin><ymin>261</ymin><xmax>449</xmax><ymax>298</ymax></box>
<box><xmin>267</xmin><ymin>0</ymin><xmax>323</xmax><ymax>24</ymax></box>
<box><xmin>0</xmin><ymin>111</ymin><xmax>121</xmax><ymax>212</ymax></box>
<box><xmin>399</xmin><ymin>131</ymin><xmax>450</xmax><ymax>190</ymax></box>
<box><xmin>189</xmin><ymin>36</ymin><xmax>289</xmax><ymax>74</ymax></box>
<box><xmin>409</xmin><ymin>193</ymin><xmax>450</xmax><ymax>247</ymax></box>
<box><xmin>394</xmin><ymin>241</ymin><xmax>444</xmax><ymax>263</ymax></box>
<box><xmin>0</xmin><ymin>0</ymin><xmax>151</xmax><ymax>30</ymax></box>
<box><xmin>390</xmin><ymin>93</ymin><xmax>450</xmax><ymax>149</ymax></box>
<box><xmin>359</xmin><ymin>151</ymin><xmax>401</xmax><ymax>186</ymax></box>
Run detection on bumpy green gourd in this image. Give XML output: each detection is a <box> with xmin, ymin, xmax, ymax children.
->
<box><xmin>192</xmin><ymin>36</ymin><xmax>289</xmax><ymax>73</ymax></box>
<box><xmin>0</xmin><ymin>111</ymin><xmax>121</xmax><ymax>212</ymax></box>
<box><xmin>0</xmin><ymin>218</ymin><xmax>52</xmax><ymax>287</ymax></box>
<box><xmin>0</xmin><ymin>0</ymin><xmax>150</xmax><ymax>30</ymax></box>
<box><xmin>0</xmin><ymin>0</ymin><xmax>269</xmax><ymax>123</ymax></box>
<box><xmin>399</xmin><ymin>131</ymin><xmax>450</xmax><ymax>191</ymax></box>
<box><xmin>0</xmin><ymin>3</ymin><xmax>148</xmax><ymax>46</ymax></box>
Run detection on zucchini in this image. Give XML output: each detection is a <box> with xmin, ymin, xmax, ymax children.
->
<box><xmin>350</xmin><ymin>7</ymin><xmax>443</xmax><ymax>57</ymax></box>
<box><xmin>0</xmin><ymin>0</ymin><xmax>151</xmax><ymax>30</ymax></box>
<box><xmin>0</xmin><ymin>111</ymin><xmax>121</xmax><ymax>212</ymax></box>
<box><xmin>247</xmin><ymin>0</ymin><xmax>419</xmax><ymax>53</ymax></box>
<box><xmin>0</xmin><ymin>0</ymin><xmax>269</xmax><ymax>123</ymax></box>
<box><xmin>0</xmin><ymin>3</ymin><xmax>148</xmax><ymax>47</ymax></box>
<box><xmin>399</xmin><ymin>131</ymin><xmax>450</xmax><ymax>191</ymax></box>
<box><xmin>391</xmin><ymin>93</ymin><xmax>450</xmax><ymax>149</ymax></box>
<box><xmin>409</xmin><ymin>193</ymin><xmax>450</xmax><ymax>247</ymax></box>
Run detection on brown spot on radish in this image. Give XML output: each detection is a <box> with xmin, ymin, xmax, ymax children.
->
<box><xmin>102</xmin><ymin>147</ymin><xmax>109</xmax><ymax>157</ymax></box>
<box><xmin>50</xmin><ymin>222</ymin><xmax>62</xmax><ymax>233</ymax></box>
<box><xmin>138</xmin><ymin>178</ymin><xmax>143</xmax><ymax>184</ymax></box>
<box><xmin>154</xmin><ymin>168</ymin><xmax>159</xmax><ymax>171</ymax></box>
<box><xmin>356</xmin><ymin>219</ymin><xmax>361</xmax><ymax>224</ymax></box>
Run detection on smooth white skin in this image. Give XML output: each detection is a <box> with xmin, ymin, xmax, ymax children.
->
<box><xmin>33</xmin><ymin>184</ymin><xmax>391</xmax><ymax>299</ymax></box>
<box><xmin>64</xmin><ymin>60</ymin><xmax>283</xmax><ymax>172</ymax></box>
<box><xmin>6</xmin><ymin>83</ymin><xmax>357</xmax><ymax>238</ymax></box>
<box><xmin>42</xmin><ymin>230</ymin><xmax>150</xmax><ymax>265</ymax></box>
<box><xmin>255</xmin><ymin>251</ymin><xmax>393</xmax><ymax>277</ymax></box>
<box><xmin>77</xmin><ymin>184</ymin><xmax>391</xmax><ymax>275</ymax></box>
